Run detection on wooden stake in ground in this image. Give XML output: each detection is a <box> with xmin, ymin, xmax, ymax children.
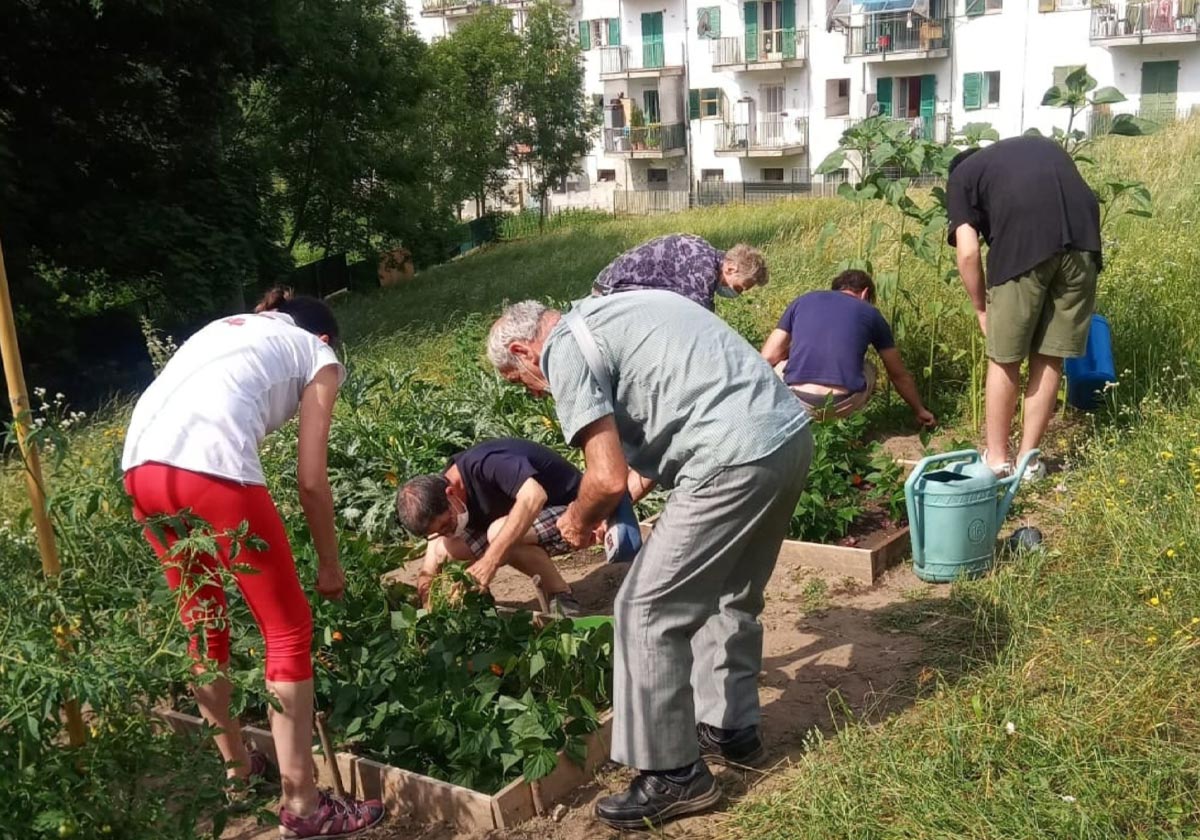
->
<box><xmin>0</xmin><ymin>234</ymin><xmax>86</xmax><ymax>747</ymax></box>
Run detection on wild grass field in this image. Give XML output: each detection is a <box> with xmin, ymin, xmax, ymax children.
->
<box><xmin>3</xmin><ymin>119</ymin><xmax>1199</xmax><ymax>839</ymax></box>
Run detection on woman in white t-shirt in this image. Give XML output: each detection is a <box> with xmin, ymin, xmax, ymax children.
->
<box><xmin>122</xmin><ymin>288</ymin><xmax>383</xmax><ymax>837</ymax></box>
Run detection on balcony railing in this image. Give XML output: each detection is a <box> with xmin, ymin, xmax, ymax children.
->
<box><xmin>1088</xmin><ymin>105</ymin><xmax>1198</xmax><ymax>135</ymax></box>
<box><xmin>422</xmin><ymin>0</ymin><xmax>477</xmax><ymax>12</ymax></box>
<box><xmin>597</xmin><ymin>44</ymin><xmax>681</xmax><ymax>76</ymax></box>
<box><xmin>842</xmin><ymin>114</ymin><xmax>953</xmax><ymax>144</ymax></box>
<box><xmin>603</xmin><ymin>123</ymin><xmax>687</xmax><ymax>154</ymax></box>
<box><xmin>1090</xmin><ymin>1</ymin><xmax>1200</xmax><ymax>40</ymax></box>
<box><xmin>846</xmin><ymin>15</ymin><xmax>952</xmax><ymax>56</ymax></box>
<box><xmin>716</xmin><ymin>118</ymin><xmax>809</xmax><ymax>152</ymax></box>
<box><xmin>710</xmin><ymin>29</ymin><xmax>809</xmax><ymax>68</ymax></box>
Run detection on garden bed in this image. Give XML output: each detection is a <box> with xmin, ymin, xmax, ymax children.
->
<box><xmin>638</xmin><ymin>506</ymin><xmax>910</xmax><ymax>584</ymax></box>
<box><xmin>157</xmin><ymin>708</ymin><xmax>613</xmax><ymax>832</ymax></box>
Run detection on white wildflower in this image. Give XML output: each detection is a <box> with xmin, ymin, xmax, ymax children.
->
<box><xmin>1060</xmin><ymin>795</ymin><xmax>1076</xmax><ymax>804</ymax></box>
<box><xmin>1005</xmin><ymin>721</ymin><xmax>1016</xmax><ymax>736</ymax></box>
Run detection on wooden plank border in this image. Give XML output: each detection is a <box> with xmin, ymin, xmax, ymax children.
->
<box><xmin>638</xmin><ymin>515</ymin><xmax>910</xmax><ymax>584</ymax></box>
<box><xmin>156</xmin><ymin>708</ymin><xmax>612</xmax><ymax>833</ymax></box>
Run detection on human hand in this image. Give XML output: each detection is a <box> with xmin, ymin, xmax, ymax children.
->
<box><xmin>556</xmin><ymin>509</ymin><xmax>596</xmax><ymax>550</ymax></box>
<box><xmin>591</xmin><ymin>521</ymin><xmax>608</xmax><ymax>546</ymax></box>
<box><xmin>316</xmin><ymin>561</ymin><xmax>346</xmax><ymax>601</ymax></box>
<box><xmin>976</xmin><ymin>309</ymin><xmax>987</xmax><ymax>337</ymax></box>
<box><xmin>915</xmin><ymin>408</ymin><xmax>937</xmax><ymax>428</ymax></box>
<box><xmin>465</xmin><ymin>559</ymin><xmax>499</xmax><ymax>591</ymax></box>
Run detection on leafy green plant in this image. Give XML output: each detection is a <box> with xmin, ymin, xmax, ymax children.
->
<box><xmin>1034</xmin><ymin>66</ymin><xmax>1153</xmax><ymax>161</ymax></box>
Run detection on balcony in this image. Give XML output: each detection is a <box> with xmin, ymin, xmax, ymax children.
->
<box><xmin>846</xmin><ymin>15</ymin><xmax>952</xmax><ymax>60</ymax></box>
<box><xmin>841</xmin><ymin>113</ymin><xmax>953</xmax><ymax>144</ymax></box>
<box><xmin>421</xmin><ymin>0</ymin><xmax>571</xmax><ymax>14</ymax></box>
<box><xmin>715</xmin><ymin>118</ymin><xmax>809</xmax><ymax>157</ymax></box>
<box><xmin>598</xmin><ymin>45</ymin><xmax>686</xmax><ymax>80</ymax></box>
<box><xmin>710</xmin><ymin>30</ymin><xmax>809</xmax><ymax>70</ymax></box>
<box><xmin>1090</xmin><ymin>2</ymin><xmax>1200</xmax><ymax>44</ymax></box>
<box><xmin>603</xmin><ymin>123</ymin><xmax>687</xmax><ymax>158</ymax></box>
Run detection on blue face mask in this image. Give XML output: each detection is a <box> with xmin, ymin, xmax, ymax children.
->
<box><xmin>716</xmin><ymin>284</ymin><xmax>741</xmax><ymax>299</ymax></box>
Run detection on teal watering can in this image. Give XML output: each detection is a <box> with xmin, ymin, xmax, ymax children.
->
<box><xmin>903</xmin><ymin>449</ymin><xmax>1040</xmax><ymax>583</ymax></box>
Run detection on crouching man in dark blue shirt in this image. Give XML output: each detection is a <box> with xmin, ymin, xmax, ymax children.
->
<box><xmin>396</xmin><ymin>437</ymin><xmax>583</xmax><ymax>615</ymax></box>
<box><xmin>761</xmin><ymin>269</ymin><xmax>935</xmax><ymax>427</ymax></box>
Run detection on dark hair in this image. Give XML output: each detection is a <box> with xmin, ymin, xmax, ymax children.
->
<box><xmin>831</xmin><ymin>269</ymin><xmax>876</xmax><ymax>303</ymax></box>
<box><xmin>948</xmin><ymin>147</ymin><xmax>982</xmax><ymax>178</ymax></box>
<box><xmin>396</xmin><ymin>474</ymin><xmax>451</xmax><ymax>535</ymax></box>
<box><xmin>255</xmin><ymin>286</ymin><xmax>340</xmax><ymax>345</ymax></box>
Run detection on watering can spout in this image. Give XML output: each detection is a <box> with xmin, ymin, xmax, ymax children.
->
<box><xmin>998</xmin><ymin>449</ymin><xmax>1041</xmax><ymax>522</ymax></box>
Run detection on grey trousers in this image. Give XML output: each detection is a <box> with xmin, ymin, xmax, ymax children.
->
<box><xmin>611</xmin><ymin>427</ymin><xmax>814</xmax><ymax>770</ymax></box>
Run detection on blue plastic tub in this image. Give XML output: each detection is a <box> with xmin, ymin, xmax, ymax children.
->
<box><xmin>1065</xmin><ymin>313</ymin><xmax>1116</xmax><ymax>411</ymax></box>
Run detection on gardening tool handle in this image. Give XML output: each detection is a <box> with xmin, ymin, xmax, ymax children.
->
<box><xmin>314</xmin><ymin>711</ymin><xmax>345</xmax><ymax>798</ymax></box>
<box><xmin>997</xmin><ymin>449</ymin><xmax>1040</xmax><ymax>521</ymax></box>
<box><xmin>530</xmin><ymin>574</ymin><xmax>552</xmax><ymax>614</ymax></box>
<box><xmin>903</xmin><ymin>449</ymin><xmax>980</xmax><ymax>568</ymax></box>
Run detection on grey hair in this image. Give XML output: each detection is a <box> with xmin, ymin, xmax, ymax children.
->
<box><xmin>396</xmin><ymin>474</ymin><xmax>450</xmax><ymax>535</ymax></box>
<box><xmin>487</xmin><ymin>300</ymin><xmax>550</xmax><ymax>371</ymax></box>
<box><xmin>724</xmin><ymin>243</ymin><xmax>768</xmax><ymax>287</ymax></box>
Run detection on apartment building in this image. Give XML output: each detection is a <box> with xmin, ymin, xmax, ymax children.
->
<box><xmin>409</xmin><ymin>0</ymin><xmax>1199</xmax><ymax>207</ymax></box>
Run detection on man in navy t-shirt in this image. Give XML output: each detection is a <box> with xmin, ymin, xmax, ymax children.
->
<box><xmin>396</xmin><ymin>438</ymin><xmax>583</xmax><ymax>615</ymax></box>
<box><xmin>761</xmin><ymin>270</ymin><xmax>936</xmax><ymax>426</ymax></box>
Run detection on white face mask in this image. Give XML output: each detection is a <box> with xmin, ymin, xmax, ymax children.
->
<box><xmin>716</xmin><ymin>284</ymin><xmax>741</xmax><ymax>299</ymax></box>
<box><xmin>450</xmin><ymin>497</ymin><xmax>469</xmax><ymax>538</ymax></box>
<box><xmin>517</xmin><ymin>358</ymin><xmax>552</xmax><ymax>396</ymax></box>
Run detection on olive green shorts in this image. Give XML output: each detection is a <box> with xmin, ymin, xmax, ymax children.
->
<box><xmin>986</xmin><ymin>250</ymin><xmax>1098</xmax><ymax>364</ymax></box>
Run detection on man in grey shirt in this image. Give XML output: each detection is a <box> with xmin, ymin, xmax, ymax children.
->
<box><xmin>487</xmin><ymin>290</ymin><xmax>813</xmax><ymax>829</ymax></box>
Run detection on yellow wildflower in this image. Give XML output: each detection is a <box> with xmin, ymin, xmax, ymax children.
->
<box><xmin>1149</xmin><ymin>596</ymin><xmax>1160</xmax><ymax>606</ymax></box>
<box><xmin>1146</xmin><ymin>635</ymin><xmax>1159</xmax><ymax>645</ymax></box>
<box><xmin>1160</xmin><ymin>451</ymin><xmax>1174</xmax><ymax>460</ymax></box>
<box><xmin>1167</xmin><ymin>549</ymin><xmax>1176</xmax><ymax>558</ymax></box>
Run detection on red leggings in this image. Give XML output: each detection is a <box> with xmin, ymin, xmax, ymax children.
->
<box><xmin>124</xmin><ymin>463</ymin><xmax>313</xmax><ymax>682</ymax></box>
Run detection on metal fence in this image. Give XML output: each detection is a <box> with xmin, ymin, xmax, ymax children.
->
<box><xmin>1088</xmin><ymin>105</ymin><xmax>1199</xmax><ymax>136</ymax></box>
<box><xmin>613</xmin><ymin>190</ymin><xmax>690</xmax><ymax>215</ymax></box>
<box><xmin>846</xmin><ymin>15</ymin><xmax>952</xmax><ymax>56</ymax></box>
<box><xmin>694</xmin><ymin>179</ymin><xmax>841</xmax><ymax>207</ymax></box>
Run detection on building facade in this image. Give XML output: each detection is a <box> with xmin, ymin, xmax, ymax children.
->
<box><xmin>409</xmin><ymin>0</ymin><xmax>1199</xmax><ymax>207</ymax></box>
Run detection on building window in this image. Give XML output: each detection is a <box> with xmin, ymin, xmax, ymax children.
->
<box><xmin>580</xmin><ymin>18</ymin><xmax>618</xmax><ymax>49</ymax></box>
<box><xmin>592</xmin><ymin>93</ymin><xmax>604</xmax><ymax>112</ymax></box>
<box><xmin>964</xmin><ymin>71</ymin><xmax>1001</xmax><ymax>110</ymax></box>
<box><xmin>647</xmin><ymin>168</ymin><xmax>670</xmax><ymax>190</ymax></box>
<box><xmin>701</xmin><ymin>169</ymin><xmax>725</xmax><ymax>182</ymax></box>
<box><xmin>826</xmin><ymin>77</ymin><xmax>851</xmax><ymax>117</ymax></box>
<box><xmin>825</xmin><ymin>168</ymin><xmax>850</xmax><ymax>185</ymax></box>
<box><xmin>760</xmin><ymin>0</ymin><xmax>783</xmax><ymax>57</ymax></box>
<box><xmin>1052</xmin><ymin>64</ymin><xmax>1085</xmax><ymax>90</ymax></box>
<box><xmin>986</xmin><ymin>0</ymin><xmax>1003</xmax><ymax>9</ymax></box>
<box><xmin>597</xmin><ymin>169</ymin><xmax>617</xmax><ymax>182</ymax></box>
<box><xmin>700</xmin><ymin>88</ymin><xmax>724</xmax><ymax>119</ymax></box>
<box><xmin>761</xmin><ymin>167</ymin><xmax>785</xmax><ymax>182</ymax></box>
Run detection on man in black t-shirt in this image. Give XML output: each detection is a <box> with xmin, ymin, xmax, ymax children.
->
<box><xmin>948</xmin><ymin>136</ymin><xmax>1101</xmax><ymax>480</ymax></box>
<box><xmin>396</xmin><ymin>438</ymin><xmax>583</xmax><ymax>615</ymax></box>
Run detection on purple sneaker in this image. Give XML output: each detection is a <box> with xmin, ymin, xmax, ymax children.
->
<box><xmin>279</xmin><ymin>791</ymin><xmax>385</xmax><ymax>838</ymax></box>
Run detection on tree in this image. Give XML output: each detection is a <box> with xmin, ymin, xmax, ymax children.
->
<box><xmin>514</xmin><ymin>0</ymin><xmax>599</xmax><ymax>226</ymax></box>
<box><xmin>427</xmin><ymin>7</ymin><xmax>523</xmax><ymax>218</ymax></box>
<box><xmin>247</xmin><ymin>0</ymin><xmax>447</xmax><ymax>261</ymax></box>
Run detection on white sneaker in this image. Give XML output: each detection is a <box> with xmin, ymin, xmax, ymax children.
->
<box><xmin>981</xmin><ymin>449</ymin><xmax>1013</xmax><ymax>477</ymax></box>
<box><xmin>1020</xmin><ymin>458</ymin><xmax>1047</xmax><ymax>483</ymax></box>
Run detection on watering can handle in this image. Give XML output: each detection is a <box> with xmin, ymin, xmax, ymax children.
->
<box><xmin>997</xmin><ymin>449</ymin><xmax>1041</xmax><ymax>521</ymax></box>
<box><xmin>903</xmin><ymin>449</ymin><xmax>980</xmax><ymax>568</ymax></box>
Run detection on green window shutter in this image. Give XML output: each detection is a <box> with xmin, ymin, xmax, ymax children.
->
<box><xmin>919</xmin><ymin>74</ymin><xmax>936</xmax><ymax>137</ymax></box>
<box><xmin>578</xmin><ymin>20</ymin><xmax>591</xmax><ymax>50</ymax></box>
<box><xmin>744</xmin><ymin>1</ymin><xmax>759</xmax><ymax>61</ymax></box>
<box><xmin>963</xmin><ymin>72</ymin><xmax>983</xmax><ymax>110</ymax></box>
<box><xmin>609</xmin><ymin>18</ymin><xmax>621</xmax><ymax>45</ymax></box>
<box><xmin>689</xmin><ymin>88</ymin><xmax>701</xmax><ymax>121</ymax></box>
<box><xmin>876</xmin><ymin>77</ymin><xmax>893</xmax><ymax>116</ymax></box>
<box><xmin>781</xmin><ymin>0</ymin><xmax>796</xmax><ymax>58</ymax></box>
<box><xmin>966</xmin><ymin>0</ymin><xmax>986</xmax><ymax>16</ymax></box>
<box><xmin>642</xmin><ymin>12</ymin><xmax>664</xmax><ymax>68</ymax></box>
<box><xmin>709</xmin><ymin>6</ymin><xmax>722</xmax><ymax>37</ymax></box>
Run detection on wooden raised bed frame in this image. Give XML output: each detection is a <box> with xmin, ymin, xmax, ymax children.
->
<box><xmin>638</xmin><ymin>517</ymin><xmax>910</xmax><ymax>584</ymax></box>
<box><xmin>158</xmin><ymin>708</ymin><xmax>612</xmax><ymax>832</ymax></box>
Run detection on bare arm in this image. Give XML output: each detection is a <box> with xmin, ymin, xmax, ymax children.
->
<box><xmin>558</xmin><ymin>416</ymin><xmax>628</xmax><ymax>548</ymax></box>
<box><xmin>466</xmin><ymin>477</ymin><xmax>547</xmax><ymax>588</ymax></box>
<box><xmin>417</xmin><ymin>536</ymin><xmax>475</xmax><ymax>604</ymax></box>
<box><xmin>627</xmin><ymin>468</ymin><xmax>656</xmax><ymax>504</ymax></box>
<box><xmin>297</xmin><ymin>365</ymin><xmax>343</xmax><ymax>599</ymax></box>
<box><xmin>878</xmin><ymin>348</ymin><xmax>935</xmax><ymax>427</ymax></box>
<box><xmin>760</xmin><ymin>328</ymin><xmax>792</xmax><ymax>367</ymax></box>
<box><xmin>955</xmin><ymin>224</ymin><xmax>987</xmax><ymax>334</ymax></box>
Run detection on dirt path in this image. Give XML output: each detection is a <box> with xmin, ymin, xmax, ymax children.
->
<box><xmin>220</xmin><ymin>546</ymin><xmax>935</xmax><ymax>840</ymax></box>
